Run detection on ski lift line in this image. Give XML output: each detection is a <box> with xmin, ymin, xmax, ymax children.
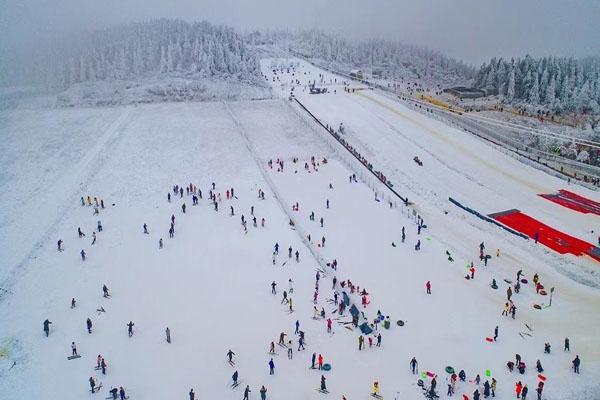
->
<box><xmin>400</xmin><ymin>94</ymin><xmax>600</xmax><ymax>149</ymax></box>
<box><xmin>221</xmin><ymin>101</ymin><xmax>329</xmax><ymax>271</ymax></box>
<box><xmin>460</xmin><ymin>113</ymin><xmax>600</xmax><ymax>149</ymax></box>
<box><xmin>455</xmin><ymin>110</ymin><xmax>600</xmax><ymax>146</ymax></box>
<box><xmin>292</xmin><ymin>97</ymin><xmax>408</xmax><ymax>204</ymax></box>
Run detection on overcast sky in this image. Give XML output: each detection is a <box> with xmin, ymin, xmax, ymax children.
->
<box><xmin>1</xmin><ymin>0</ymin><xmax>599</xmax><ymax>65</ymax></box>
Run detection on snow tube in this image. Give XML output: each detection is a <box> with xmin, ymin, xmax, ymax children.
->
<box><xmin>539</xmin><ymin>290</ymin><xmax>547</xmax><ymax>296</ymax></box>
<box><xmin>417</xmin><ymin>379</ymin><xmax>424</xmax><ymax>387</ymax></box>
<box><xmin>521</xmin><ymin>279</ymin><xmax>528</xmax><ymax>284</ymax></box>
<box><xmin>485</xmin><ymin>369</ymin><xmax>491</xmax><ymax>377</ymax></box>
<box><xmin>396</xmin><ymin>320</ymin><xmax>405</xmax><ymax>326</ymax></box>
<box><xmin>485</xmin><ymin>337</ymin><xmax>494</xmax><ymax>342</ymax></box>
<box><xmin>537</xmin><ymin>374</ymin><xmax>546</xmax><ymax>381</ymax></box>
<box><xmin>463</xmin><ymin>395</ymin><xmax>469</xmax><ymax>400</ymax></box>
<box><xmin>426</xmin><ymin>371</ymin><xmax>435</xmax><ymax>378</ymax></box>
<box><xmin>322</xmin><ymin>364</ymin><xmax>331</xmax><ymax>371</ymax></box>
<box><xmin>445</xmin><ymin>366</ymin><xmax>454</xmax><ymax>374</ymax></box>
<box><xmin>533</xmin><ymin>304</ymin><xmax>542</xmax><ymax>309</ymax></box>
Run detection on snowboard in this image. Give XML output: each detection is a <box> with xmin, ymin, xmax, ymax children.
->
<box><xmin>67</xmin><ymin>354</ymin><xmax>81</xmax><ymax>360</ymax></box>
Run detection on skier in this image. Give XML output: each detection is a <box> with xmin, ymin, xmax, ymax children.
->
<box><xmin>103</xmin><ymin>284</ymin><xmax>110</xmax><ymax>298</ymax></box>
<box><xmin>415</xmin><ymin>239</ymin><xmax>421</xmax><ymax>250</ymax></box>
<box><xmin>71</xmin><ymin>341</ymin><xmax>77</xmax><ymax>356</ymax></box>
<box><xmin>320</xmin><ymin>217</ymin><xmax>324</xmax><ymax>227</ymax></box>
<box><xmin>271</xmin><ymin>281</ymin><xmax>277</xmax><ymax>294</ymax></box>
<box><xmin>189</xmin><ymin>388</ymin><xmax>195</xmax><ymax>400</ymax></box>
<box><xmin>327</xmin><ymin>318</ymin><xmax>332</xmax><ymax>333</ymax></box>
<box><xmin>426</xmin><ymin>281</ymin><xmax>431</xmax><ymax>294</ymax></box>
<box><xmin>536</xmin><ymin>360</ymin><xmax>543</xmax><ymax>373</ymax></box>
<box><xmin>101</xmin><ymin>358</ymin><xmax>107</xmax><ymax>375</ymax></box>
<box><xmin>91</xmin><ymin>232</ymin><xmax>96</xmax><ymax>245</ymax></box>
<box><xmin>565</xmin><ymin>337</ymin><xmax>570</xmax><ymax>351</ymax></box>
<box><xmin>227</xmin><ymin>349</ymin><xmax>235</xmax><ymax>363</ymax></box>
<box><xmin>573</xmin><ymin>355</ymin><xmax>580</xmax><ymax>373</ymax></box>
<box><xmin>260</xmin><ymin>385</ymin><xmax>267</xmax><ymax>400</ymax></box>
<box><xmin>295</xmin><ymin>320</ymin><xmax>300</xmax><ymax>334</ymax></box>
<box><xmin>311</xmin><ymin>352</ymin><xmax>317</xmax><ymax>369</ymax></box>
<box><xmin>89</xmin><ymin>377</ymin><xmax>96</xmax><ymax>393</ymax></box>
<box><xmin>87</xmin><ymin>318</ymin><xmax>93</xmax><ymax>334</ymax></box>
<box><xmin>376</xmin><ymin>333</ymin><xmax>382</xmax><ymax>347</ymax></box>
<box><xmin>97</xmin><ymin>221</ymin><xmax>103</xmax><ymax>232</ymax></box>
<box><xmin>494</xmin><ymin>326</ymin><xmax>499</xmax><ymax>341</ymax></box>
<box><xmin>166</xmin><ymin>327</ymin><xmax>171</xmax><ymax>343</ymax></box>
<box><xmin>410</xmin><ymin>357</ymin><xmax>418</xmax><ymax>374</ymax></box>
<box><xmin>295</xmin><ymin>250</ymin><xmax>300</xmax><ymax>262</ymax></box>
<box><xmin>78</xmin><ymin>227</ymin><xmax>86</xmax><ymax>238</ymax></box>
<box><xmin>269</xmin><ymin>342</ymin><xmax>275</xmax><ymax>354</ymax></box>
<box><xmin>269</xmin><ymin>358</ymin><xmax>275</xmax><ymax>375</ymax></box>
<box><xmin>516</xmin><ymin>381</ymin><xmax>523</xmax><ymax>398</ymax></box>
<box><xmin>544</xmin><ymin>342</ymin><xmax>551</xmax><ymax>354</ymax></box>
<box><xmin>232</xmin><ymin>370</ymin><xmax>238</xmax><ymax>386</ymax></box>
<box><xmin>80</xmin><ymin>249</ymin><xmax>86</xmax><ymax>261</ymax></box>
<box><xmin>243</xmin><ymin>385</ymin><xmax>251</xmax><ymax>400</ymax></box>
<box><xmin>143</xmin><ymin>223</ymin><xmax>149</xmax><ymax>234</ymax></box>
<box><xmin>321</xmin><ymin>375</ymin><xmax>327</xmax><ymax>392</ymax></box>
<box><xmin>43</xmin><ymin>319</ymin><xmax>52</xmax><ymax>337</ymax></box>
<box><xmin>359</xmin><ymin>335</ymin><xmax>364</xmax><ymax>350</ymax></box>
<box><xmin>274</xmin><ymin>243</ymin><xmax>279</xmax><ymax>255</ymax></box>
<box><xmin>522</xmin><ymin>384</ymin><xmax>529</xmax><ymax>400</ymax></box>
<box><xmin>57</xmin><ymin>240</ymin><xmax>63</xmax><ymax>251</ymax></box>
<box><xmin>127</xmin><ymin>321</ymin><xmax>135</xmax><ymax>337</ymax></box>
<box><xmin>71</xmin><ymin>298</ymin><xmax>76</xmax><ymax>308</ymax></box>
<box><xmin>159</xmin><ymin>238</ymin><xmax>163</xmax><ymax>249</ymax></box>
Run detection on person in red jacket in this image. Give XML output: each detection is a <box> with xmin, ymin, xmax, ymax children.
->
<box><xmin>426</xmin><ymin>281</ymin><xmax>431</xmax><ymax>294</ymax></box>
<box><xmin>516</xmin><ymin>381</ymin><xmax>523</xmax><ymax>398</ymax></box>
<box><xmin>318</xmin><ymin>354</ymin><xmax>324</xmax><ymax>370</ymax></box>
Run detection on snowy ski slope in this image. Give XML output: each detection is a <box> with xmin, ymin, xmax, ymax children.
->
<box><xmin>0</xmin><ymin>61</ymin><xmax>599</xmax><ymax>400</ymax></box>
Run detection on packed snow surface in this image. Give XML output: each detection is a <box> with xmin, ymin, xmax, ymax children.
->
<box><xmin>0</xmin><ymin>59</ymin><xmax>599</xmax><ymax>400</ymax></box>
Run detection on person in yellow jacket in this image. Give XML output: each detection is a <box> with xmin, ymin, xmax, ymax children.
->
<box><xmin>372</xmin><ymin>381</ymin><xmax>380</xmax><ymax>395</ymax></box>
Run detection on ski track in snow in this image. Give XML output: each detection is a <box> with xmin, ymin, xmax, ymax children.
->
<box><xmin>0</xmin><ymin>106</ymin><xmax>134</xmax><ymax>300</ymax></box>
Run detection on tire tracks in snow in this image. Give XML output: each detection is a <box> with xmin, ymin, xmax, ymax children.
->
<box><xmin>0</xmin><ymin>106</ymin><xmax>134</xmax><ymax>302</ymax></box>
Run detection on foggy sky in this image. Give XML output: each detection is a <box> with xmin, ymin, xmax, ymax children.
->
<box><xmin>1</xmin><ymin>0</ymin><xmax>599</xmax><ymax>65</ymax></box>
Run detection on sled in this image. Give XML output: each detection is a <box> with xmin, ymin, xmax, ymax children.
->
<box><xmin>539</xmin><ymin>290</ymin><xmax>547</xmax><ymax>295</ymax></box>
<box><xmin>521</xmin><ymin>279</ymin><xmax>528</xmax><ymax>284</ymax></box>
<box><xmin>67</xmin><ymin>354</ymin><xmax>81</xmax><ymax>360</ymax></box>
<box><xmin>485</xmin><ymin>337</ymin><xmax>494</xmax><ymax>342</ymax></box>
<box><xmin>322</xmin><ymin>363</ymin><xmax>331</xmax><ymax>371</ymax></box>
<box><xmin>426</xmin><ymin>371</ymin><xmax>435</xmax><ymax>378</ymax></box>
<box><xmin>533</xmin><ymin>304</ymin><xmax>542</xmax><ymax>310</ymax></box>
<box><xmin>445</xmin><ymin>366</ymin><xmax>455</xmax><ymax>374</ymax></box>
<box><xmin>537</xmin><ymin>374</ymin><xmax>546</xmax><ymax>381</ymax></box>
<box><xmin>417</xmin><ymin>379</ymin><xmax>424</xmax><ymax>387</ymax></box>
<box><xmin>396</xmin><ymin>320</ymin><xmax>405</xmax><ymax>326</ymax></box>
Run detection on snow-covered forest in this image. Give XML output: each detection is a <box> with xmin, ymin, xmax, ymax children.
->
<box><xmin>1</xmin><ymin>19</ymin><xmax>261</xmax><ymax>90</ymax></box>
<box><xmin>251</xmin><ymin>30</ymin><xmax>476</xmax><ymax>86</ymax></box>
<box><xmin>475</xmin><ymin>56</ymin><xmax>600</xmax><ymax>115</ymax></box>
